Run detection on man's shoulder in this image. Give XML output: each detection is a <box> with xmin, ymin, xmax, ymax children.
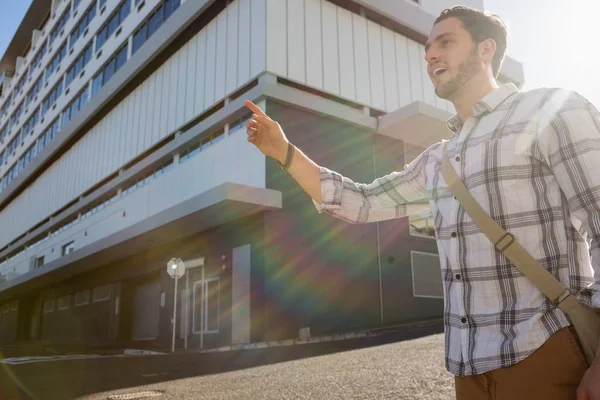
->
<box><xmin>519</xmin><ymin>87</ymin><xmax>587</xmax><ymax>108</ymax></box>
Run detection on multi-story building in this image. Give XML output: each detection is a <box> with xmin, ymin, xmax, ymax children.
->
<box><xmin>0</xmin><ymin>0</ymin><xmax>523</xmax><ymax>349</ymax></box>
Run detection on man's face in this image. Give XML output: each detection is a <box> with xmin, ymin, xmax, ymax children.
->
<box><xmin>425</xmin><ymin>17</ymin><xmax>483</xmax><ymax>100</ymax></box>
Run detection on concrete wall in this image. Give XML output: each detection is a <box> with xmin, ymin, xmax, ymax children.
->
<box><xmin>264</xmin><ymin>101</ymin><xmax>442</xmax><ymax>339</ymax></box>
<box><xmin>14</xmin><ymin>212</ymin><xmax>265</xmax><ymax>348</ymax></box>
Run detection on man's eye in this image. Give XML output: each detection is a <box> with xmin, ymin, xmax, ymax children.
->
<box><xmin>441</xmin><ymin>40</ymin><xmax>450</xmax><ymax>47</ymax></box>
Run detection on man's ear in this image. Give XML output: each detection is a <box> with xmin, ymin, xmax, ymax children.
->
<box><xmin>480</xmin><ymin>38</ymin><xmax>497</xmax><ymax>62</ymax></box>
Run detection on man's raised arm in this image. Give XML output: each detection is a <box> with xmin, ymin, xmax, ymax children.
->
<box><xmin>244</xmin><ymin>100</ymin><xmax>431</xmax><ymax>223</ymax></box>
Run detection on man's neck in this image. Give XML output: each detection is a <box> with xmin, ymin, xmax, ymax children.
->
<box><xmin>452</xmin><ymin>75</ymin><xmax>499</xmax><ymax>124</ymax></box>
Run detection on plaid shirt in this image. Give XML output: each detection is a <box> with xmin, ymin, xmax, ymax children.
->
<box><xmin>313</xmin><ymin>83</ymin><xmax>600</xmax><ymax>376</ymax></box>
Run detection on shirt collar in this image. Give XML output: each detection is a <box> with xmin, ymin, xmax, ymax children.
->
<box><xmin>446</xmin><ymin>83</ymin><xmax>520</xmax><ymax>133</ymax></box>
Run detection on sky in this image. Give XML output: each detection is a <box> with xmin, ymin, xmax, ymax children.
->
<box><xmin>0</xmin><ymin>0</ymin><xmax>598</xmax><ymax>109</ymax></box>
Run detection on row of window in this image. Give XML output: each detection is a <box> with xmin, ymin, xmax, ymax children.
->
<box><xmin>91</xmin><ymin>44</ymin><xmax>127</xmax><ymax>96</ymax></box>
<box><xmin>42</xmin><ymin>285</ymin><xmax>110</xmax><ymax>313</ymax></box>
<box><xmin>0</xmin><ymin>0</ymin><xmax>180</xmax><ymax>161</ymax></box>
<box><xmin>96</xmin><ymin>0</ymin><xmax>131</xmax><ymax>52</ymax></box>
<box><xmin>65</xmin><ymin>42</ymin><xmax>93</xmax><ymax>88</ymax></box>
<box><xmin>0</xmin><ymin>119</ymin><xmax>242</xmax><ymax>271</ymax></box>
<box><xmin>132</xmin><ymin>0</ymin><xmax>180</xmax><ymax>54</ymax></box>
<box><xmin>62</xmin><ymin>87</ymin><xmax>90</xmax><ymax>127</ymax></box>
<box><xmin>0</xmin><ymin>0</ymin><xmax>186</xmax><ymax>265</ymax></box>
<box><xmin>0</xmin><ymin>0</ymin><xmax>97</xmax><ymax>124</ymax></box>
<box><xmin>30</xmin><ymin>41</ymin><xmax>47</xmax><ymax>72</ymax></box>
<box><xmin>26</xmin><ymin>76</ymin><xmax>43</xmax><ymax>107</ymax></box>
<box><xmin>49</xmin><ymin>6</ymin><xmax>71</xmax><ymax>48</ymax></box>
<box><xmin>70</xmin><ymin>1</ymin><xmax>97</xmax><ymax>49</ymax></box>
<box><xmin>0</xmin><ymin>119</ymin><xmax>59</xmax><ymax>191</ymax></box>
<box><xmin>0</xmin><ymin>0</ymin><xmax>137</xmax><ymax>171</ymax></box>
<box><xmin>45</xmin><ymin>42</ymin><xmax>67</xmax><ymax>82</ymax></box>
<box><xmin>42</xmin><ymin>80</ymin><xmax>64</xmax><ymax>117</ymax></box>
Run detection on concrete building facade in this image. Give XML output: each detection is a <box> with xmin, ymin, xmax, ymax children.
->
<box><xmin>0</xmin><ymin>0</ymin><xmax>523</xmax><ymax>349</ymax></box>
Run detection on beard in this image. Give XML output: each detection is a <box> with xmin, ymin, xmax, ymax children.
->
<box><xmin>434</xmin><ymin>49</ymin><xmax>481</xmax><ymax>100</ymax></box>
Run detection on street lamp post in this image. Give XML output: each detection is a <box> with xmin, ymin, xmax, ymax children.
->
<box><xmin>166</xmin><ymin>258</ymin><xmax>186</xmax><ymax>353</ymax></box>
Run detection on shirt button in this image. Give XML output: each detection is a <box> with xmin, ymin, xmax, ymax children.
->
<box><xmin>455</xmin><ymin>156</ymin><xmax>461</xmax><ymax>162</ymax></box>
<box><xmin>451</xmin><ymin>232</ymin><xmax>457</xmax><ymax>238</ymax></box>
<box><xmin>461</xmin><ymin>317</ymin><xmax>467</xmax><ymax>323</ymax></box>
<box><xmin>455</xmin><ymin>274</ymin><xmax>461</xmax><ymax>280</ymax></box>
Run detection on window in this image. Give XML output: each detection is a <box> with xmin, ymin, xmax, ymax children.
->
<box><xmin>62</xmin><ymin>240</ymin><xmax>75</xmax><ymax>256</ymax></box>
<box><xmin>45</xmin><ymin>42</ymin><xmax>67</xmax><ymax>81</ymax></box>
<box><xmin>70</xmin><ymin>1</ymin><xmax>97</xmax><ymax>48</ymax></box>
<box><xmin>99</xmin><ymin>0</ymin><xmax>107</xmax><ymax>7</ymax></box>
<box><xmin>22</xmin><ymin>109</ymin><xmax>39</xmax><ymax>137</ymax></box>
<box><xmin>10</xmin><ymin>101</ymin><xmax>24</xmax><ymax>128</ymax></box>
<box><xmin>41</xmin><ymin>80</ymin><xmax>63</xmax><ymax>117</ymax></box>
<box><xmin>0</xmin><ymin>151</ymin><xmax>4</xmax><ymax>166</ymax></box>
<box><xmin>34</xmin><ymin>255</ymin><xmax>44</xmax><ymax>268</ymax></box>
<box><xmin>49</xmin><ymin>7</ymin><xmax>71</xmax><ymax>47</ymax></box>
<box><xmin>411</xmin><ymin>251</ymin><xmax>443</xmax><ymax>299</ymax></box>
<box><xmin>43</xmin><ymin>299</ymin><xmax>55</xmax><ymax>313</ymax></box>
<box><xmin>37</xmin><ymin>119</ymin><xmax>60</xmax><ymax>154</ymax></box>
<box><xmin>132</xmin><ymin>0</ymin><xmax>180</xmax><ymax>55</ymax></box>
<box><xmin>20</xmin><ymin>143</ymin><xmax>37</xmax><ymax>171</ymax></box>
<box><xmin>95</xmin><ymin>0</ymin><xmax>131</xmax><ymax>52</ymax></box>
<box><xmin>132</xmin><ymin>23</ymin><xmax>147</xmax><ymax>54</ymax></box>
<box><xmin>65</xmin><ymin>41</ymin><xmax>92</xmax><ymax>87</ymax></box>
<box><xmin>58</xmin><ymin>295</ymin><xmax>71</xmax><ymax>310</ymax></box>
<box><xmin>0</xmin><ymin>100</ymin><xmax>10</xmax><ymax>121</ymax></box>
<box><xmin>31</xmin><ymin>42</ymin><xmax>47</xmax><ymax>71</ymax></box>
<box><xmin>26</xmin><ymin>76</ymin><xmax>43</xmax><ymax>107</ymax></box>
<box><xmin>73</xmin><ymin>0</ymin><xmax>83</xmax><ymax>9</ymax></box>
<box><xmin>62</xmin><ymin>87</ymin><xmax>89</xmax><ymax>127</ymax></box>
<box><xmin>74</xmin><ymin>290</ymin><xmax>90</xmax><ymax>306</ymax></box>
<box><xmin>0</xmin><ymin>123</ymin><xmax>9</xmax><ymax>143</ymax></box>
<box><xmin>92</xmin><ymin>44</ymin><xmax>128</xmax><ymax>97</ymax></box>
<box><xmin>7</xmin><ymin>134</ymin><xmax>19</xmax><ymax>155</ymax></box>
<box><xmin>14</xmin><ymin>72</ymin><xmax>28</xmax><ymax>95</ymax></box>
<box><xmin>93</xmin><ymin>284</ymin><xmax>111</xmax><ymax>302</ymax></box>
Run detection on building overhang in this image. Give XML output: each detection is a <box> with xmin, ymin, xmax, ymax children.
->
<box><xmin>0</xmin><ymin>182</ymin><xmax>281</xmax><ymax>301</ymax></box>
<box><xmin>376</xmin><ymin>101</ymin><xmax>453</xmax><ymax>149</ymax></box>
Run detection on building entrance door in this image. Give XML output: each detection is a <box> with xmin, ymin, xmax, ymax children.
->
<box><xmin>131</xmin><ymin>280</ymin><xmax>160</xmax><ymax>341</ymax></box>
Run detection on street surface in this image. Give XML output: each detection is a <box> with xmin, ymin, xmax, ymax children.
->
<box><xmin>0</xmin><ymin>326</ymin><xmax>454</xmax><ymax>400</ymax></box>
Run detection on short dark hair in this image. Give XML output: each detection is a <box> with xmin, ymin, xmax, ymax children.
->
<box><xmin>434</xmin><ymin>6</ymin><xmax>507</xmax><ymax>78</ymax></box>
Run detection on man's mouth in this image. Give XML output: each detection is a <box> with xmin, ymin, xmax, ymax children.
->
<box><xmin>433</xmin><ymin>67</ymin><xmax>448</xmax><ymax>78</ymax></box>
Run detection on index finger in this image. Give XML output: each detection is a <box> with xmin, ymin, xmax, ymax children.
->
<box><xmin>244</xmin><ymin>100</ymin><xmax>268</xmax><ymax>118</ymax></box>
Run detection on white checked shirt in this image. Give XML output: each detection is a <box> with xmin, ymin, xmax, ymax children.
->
<box><xmin>313</xmin><ymin>83</ymin><xmax>600</xmax><ymax>376</ymax></box>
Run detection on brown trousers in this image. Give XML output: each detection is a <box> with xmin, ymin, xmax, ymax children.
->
<box><xmin>454</xmin><ymin>327</ymin><xmax>588</xmax><ymax>400</ymax></box>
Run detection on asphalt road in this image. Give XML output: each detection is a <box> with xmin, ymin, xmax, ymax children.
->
<box><xmin>0</xmin><ymin>326</ymin><xmax>455</xmax><ymax>400</ymax></box>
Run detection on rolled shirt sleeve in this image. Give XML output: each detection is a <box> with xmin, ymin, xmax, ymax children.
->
<box><xmin>312</xmin><ymin>144</ymin><xmax>434</xmax><ymax>224</ymax></box>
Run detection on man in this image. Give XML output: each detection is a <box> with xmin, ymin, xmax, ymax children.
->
<box><xmin>244</xmin><ymin>5</ymin><xmax>600</xmax><ymax>400</ymax></box>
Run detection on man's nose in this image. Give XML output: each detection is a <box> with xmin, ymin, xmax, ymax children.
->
<box><xmin>425</xmin><ymin>49</ymin><xmax>438</xmax><ymax>64</ymax></box>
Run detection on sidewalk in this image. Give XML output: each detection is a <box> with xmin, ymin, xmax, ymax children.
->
<box><xmin>0</xmin><ymin>317</ymin><xmax>443</xmax><ymax>360</ymax></box>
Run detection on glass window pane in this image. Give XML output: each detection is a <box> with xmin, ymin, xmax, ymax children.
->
<box><xmin>148</xmin><ymin>6</ymin><xmax>163</xmax><ymax>36</ymax></box>
<box><xmin>108</xmin><ymin>13</ymin><xmax>119</xmax><ymax>35</ymax></box>
<box><xmin>88</xmin><ymin>4</ymin><xmax>97</xmax><ymax>20</ymax></box>
<box><xmin>103</xmin><ymin>59</ymin><xmax>116</xmax><ymax>83</ymax></box>
<box><xmin>92</xmin><ymin>73</ymin><xmax>103</xmax><ymax>96</ymax></box>
<box><xmin>132</xmin><ymin>23</ymin><xmax>147</xmax><ymax>54</ymax></box>
<box><xmin>120</xmin><ymin>0</ymin><xmax>131</xmax><ymax>22</ymax></box>
<box><xmin>96</xmin><ymin>28</ymin><xmax>107</xmax><ymax>51</ymax></box>
<box><xmin>116</xmin><ymin>46</ymin><xmax>127</xmax><ymax>70</ymax></box>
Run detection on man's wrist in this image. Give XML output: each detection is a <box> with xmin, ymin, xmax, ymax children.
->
<box><xmin>276</xmin><ymin>141</ymin><xmax>290</xmax><ymax>165</ymax></box>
